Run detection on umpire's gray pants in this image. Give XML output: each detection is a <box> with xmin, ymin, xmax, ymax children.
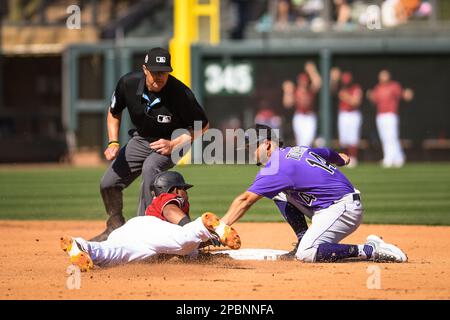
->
<box><xmin>100</xmin><ymin>134</ymin><xmax>175</xmax><ymax>217</ymax></box>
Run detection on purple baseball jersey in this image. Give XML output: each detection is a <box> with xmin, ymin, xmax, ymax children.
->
<box><xmin>247</xmin><ymin>146</ymin><xmax>355</xmax><ymax>211</ymax></box>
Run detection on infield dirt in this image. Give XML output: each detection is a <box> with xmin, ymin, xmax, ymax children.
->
<box><xmin>0</xmin><ymin>221</ymin><xmax>449</xmax><ymax>300</ymax></box>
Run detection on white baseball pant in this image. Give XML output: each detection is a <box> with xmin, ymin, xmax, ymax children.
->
<box><xmin>338</xmin><ymin>111</ymin><xmax>362</xmax><ymax>147</ymax></box>
<box><xmin>376</xmin><ymin>112</ymin><xmax>405</xmax><ymax>167</ymax></box>
<box><xmin>293</xmin><ymin>113</ymin><xmax>317</xmax><ymax>147</ymax></box>
<box><xmin>75</xmin><ymin>216</ymin><xmax>213</xmax><ymax>267</ymax></box>
<box><xmin>294</xmin><ymin>193</ymin><xmax>363</xmax><ymax>262</ymax></box>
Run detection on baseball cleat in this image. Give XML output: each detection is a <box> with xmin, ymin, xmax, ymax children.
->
<box><xmin>365</xmin><ymin>235</ymin><xmax>408</xmax><ymax>263</ymax></box>
<box><xmin>201</xmin><ymin>212</ymin><xmax>241</xmax><ymax>250</ymax></box>
<box><xmin>279</xmin><ymin>242</ymin><xmax>300</xmax><ymax>261</ymax></box>
<box><xmin>60</xmin><ymin>236</ymin><xmax>94</xmax><ymax>272</ymax></box>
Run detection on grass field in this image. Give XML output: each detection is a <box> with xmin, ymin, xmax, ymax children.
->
<box><xmin>0</xmin><ymin>163</ymin><xmax>449</xmax><ymax>225</ymax></box>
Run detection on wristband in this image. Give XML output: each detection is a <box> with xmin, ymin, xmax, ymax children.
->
<box><xmin>108</xmin><ymin>141</ymin><xmax>120</xmax><ymax>147</ymax></box>
<box><xmin>177</xmin><ymin>216</ymin><xmax>191</xmax><ymax>226</ymax></box>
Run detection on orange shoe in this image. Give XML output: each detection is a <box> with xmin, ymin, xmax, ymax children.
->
<box><xmin>60</xmin><ymin>236</ymin><xmax>94</xmax><ymax>272</ymax></box>
<box><xmin>201</xmin><ymin>212</ymin><xmax>241</xmax><ymax>250</ymax></box>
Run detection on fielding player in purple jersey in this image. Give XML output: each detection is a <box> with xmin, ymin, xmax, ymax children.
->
<box><xmin>222</xmin><ymin>124</ymin><xmax>407</xmax><ymax>263</ymax></box>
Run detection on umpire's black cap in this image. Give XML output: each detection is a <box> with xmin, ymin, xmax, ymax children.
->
<box><xmin>243</xmin><ymin>124</ymin><xmax>284</xmax><ymax>150</ymax></box>
<box><xmin>144</xmin><ymin>47</ymin><xmax>173</xmax><ymax>72</ymax></box>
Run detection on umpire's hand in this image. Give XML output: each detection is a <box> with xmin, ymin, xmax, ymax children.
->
<box><xmin>104</xmin><ymin>144</ymin><xmax>120</xmax><ymax>161</ymax></box>
<box><xmin>150</xmin><ymin>139</ymin><xmax>173</xmax><ymax>156</ymax></box>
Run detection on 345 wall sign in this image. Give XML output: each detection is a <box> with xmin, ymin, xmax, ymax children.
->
<box><xmin>204</xmin><ymin>62</ymin><xmax>254</xmax><ymax>95</ymax></box>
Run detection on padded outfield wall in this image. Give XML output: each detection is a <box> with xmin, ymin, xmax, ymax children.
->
<box><xmin>190</xmin><ymin>36</ymin><xmax>450</xmax><ymax>162</ymax></box>
<box><xmin>13</xmin><ymin>35</ymin><xmax>449</xmax><ymax>163</ymax></box>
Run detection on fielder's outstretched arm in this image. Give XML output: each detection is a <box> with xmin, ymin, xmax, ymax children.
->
<box><xmin>222</xmin><ymin>191</ymin><xmax>262</xmax><ymax>226</ymax></box>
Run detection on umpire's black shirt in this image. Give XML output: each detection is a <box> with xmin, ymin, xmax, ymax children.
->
<box><xmin>110</xmin><ymin>71</ymin><xmax>208</xmax><ymax>139</ymax></box>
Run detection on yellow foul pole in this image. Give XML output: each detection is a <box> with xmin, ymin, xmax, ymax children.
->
<box><xmin>169</xmin><ymin>0</ymin><xmax>194</xmax><ymax>87</ymax></box>
<box><xmin>170</xmin><ymin>0</ymin><xmax>220</xmax><ymax>164</ymax></box>
<box><xmin>169</xmin><ymin>0</ymin><xmax>220</xmax><ymax>87</ymax></box>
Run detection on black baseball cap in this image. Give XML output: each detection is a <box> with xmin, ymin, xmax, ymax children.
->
<box><xmin>242</xmin><ymin>124</ymin><xmax>284</xmax><ymax>150</ymax></box>
<box><xmin>144</xmin><ymin>47</ymin><xmax>173</xmax><ymax>72</ymax></box>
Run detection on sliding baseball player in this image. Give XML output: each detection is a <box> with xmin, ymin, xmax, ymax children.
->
<box><xmin>60</xmin><ymin>172</ymin><xmax>240</xmax><ymax>271</ymax></box>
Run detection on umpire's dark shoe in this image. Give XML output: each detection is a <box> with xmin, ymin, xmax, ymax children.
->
<box><xmin>90</xmin><ymin>215</ymin><xmax>125</xmax><ymax>242</ymax></box>
<box><xmin>89</xmin><ymin>228</ymin><xmax>112</xmax><ymax>242</ymax></box>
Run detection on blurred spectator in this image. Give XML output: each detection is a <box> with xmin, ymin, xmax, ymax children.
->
<box><xmin>398</xmin><ymin>0</ymin><xmax>422</xmax><ymax>21</ymax></box>
<box><xmin>292</xmin><ymin>0</ymin><xmax>325</xmax><ymax>30</ymax></box>
<box><xmin>8</xmin><ymin>0</ymin><xmax>41</xmax><ymax>22</ymax></box>
<box><xmin>282</xmin><ymin>80</ymin><xmax>296</xmax><ymax>108</ymax></box>
<box><xmin>414</xmin><ymin>1</ymin><xmax>432</xmax><ymax>18</ymax></box>
<box><xmin>367</xmin><ymin>70</ymin><xmax>414</xmax><ymax>168</ymax></box>
<box><xmin>229</xmin><ymin>0</ymin><xmax>251</xmax><ymax>39</ymax></box>
<box><xmin>282</xmin><ymin>61</ymin><xmax>322</xmax><ymax>147</ymax></box>
<box><xmin>333</xmin><ymin>0</ymin><xmax>352</xmax><ymax>29</ymax></box>
<box><xmin>254</xmin><ymin>103</ymin><xmax>282</xmax><ymax>130</ymax></box>
<box><xmin>382</xmin><ymin>0</ymin><xmax>423</xmax><ymax>27</ymax></box>
<box><xmin>382</xmin><ymin>0</ymin><xmax>401</xmax><ymax>27</ymax></box>
<box><xmin>274</xmin><ymin>0</ymin><xmax>325</xmax><ymax>31</ymax></box>
<box><xmin>275</xmin><ymin>0</ymin><xmax>292</xmax><ymax>30</ymax></box>
<box><xmin>268</xmin><ymin>0</ymin><xmax>434</xmax><ymax>32</ymax></box>
<box><xmin>331</xmin><ymin>69</ymin><xmax>363</xmax><ymax>167</ymax></box>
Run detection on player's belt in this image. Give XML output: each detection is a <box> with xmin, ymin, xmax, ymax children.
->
<box><xmin>335</xmin><ymin>193</ymin><xmax>361</xmax><ymax>203</ymax></box>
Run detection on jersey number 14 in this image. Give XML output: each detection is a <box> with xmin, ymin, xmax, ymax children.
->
<box><xmin>306</xmin><ymin>152</ymin><xmax>336</xmax><ymax>174</ymax></box>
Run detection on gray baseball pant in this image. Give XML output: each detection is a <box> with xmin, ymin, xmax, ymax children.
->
<box><xmin>100</xmin><ymin>134</ymin><xmax>175</xmax><ymax>217</ymax></box>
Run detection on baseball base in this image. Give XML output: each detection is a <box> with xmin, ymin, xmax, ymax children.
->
<box><xmin>211</xmin><ymin>248</ymin><xmax>289</xmax><ymax>261</ymax></box>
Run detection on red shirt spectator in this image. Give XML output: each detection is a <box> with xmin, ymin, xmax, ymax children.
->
<box><xmin>282</xmin><ymin>62</ymin><xmax>322</xmax><ymax>114</ymax></box>
<box><xmin>145</xmin><ymin>193</ymin><xmax>190</xmax><ymax>221</ymax></box>
<box><xmin>295</xmin><ymin>72</ymin><xmax>317</xmax><ymax>114</ymax></box>
<box><xmin>295</xmin><ymin>88</ymin><xmax>316</xmax><ymax>114</ymax></box>
<box><xmin>339</xmin><ymin>84</ymin><xmax>362</xmax><ymax>112</ymax></box>
<box><xmin>371</xmin><ymin>81</ymin><xmax>403</xmax><ymax>114</ymax></box>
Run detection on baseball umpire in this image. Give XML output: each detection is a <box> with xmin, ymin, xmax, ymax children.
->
<box><xmin>91</xmin><ymin>47</ymin><xmax>209</xmax><ymax>242</ymax></box>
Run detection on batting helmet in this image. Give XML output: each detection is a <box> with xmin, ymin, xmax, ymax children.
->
<box><xmin>151</xmin><ymin>171</ymin><xmax>193</xmax><ymax>196</ymax></box>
